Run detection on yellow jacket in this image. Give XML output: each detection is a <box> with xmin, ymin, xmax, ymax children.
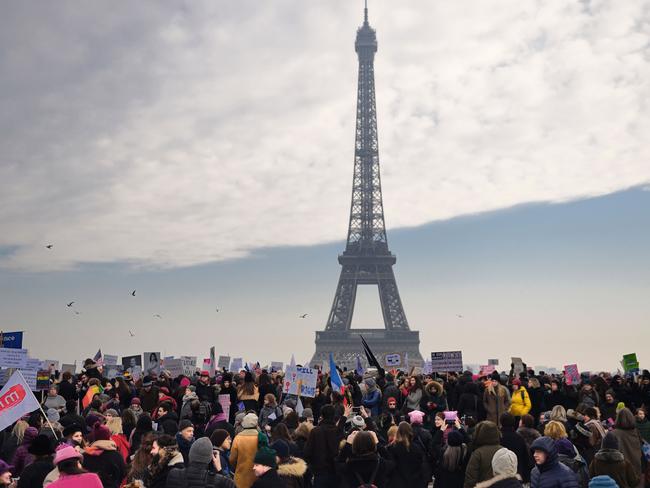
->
<box><xmin>509</xmin><ymin>386</ymin><xmax>531</xmax><ymax>416</ymax></box>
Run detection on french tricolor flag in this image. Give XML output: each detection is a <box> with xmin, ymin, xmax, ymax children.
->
<box><xmin>329</xmin><ymin>353</ymin><xmax>344</xmax><ymax>393</ymax></box>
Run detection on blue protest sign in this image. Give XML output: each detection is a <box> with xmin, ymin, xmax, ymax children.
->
<box><xmin>2</xmin><ymin>332</ymin><xmax>23</xmax><ymax>349</ymax></box>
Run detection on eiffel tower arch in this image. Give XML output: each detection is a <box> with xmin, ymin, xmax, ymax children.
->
<box><xmin>311</xmin><ymin>4</ymin><xmax>423</xmax><ymax>369</ymax></box>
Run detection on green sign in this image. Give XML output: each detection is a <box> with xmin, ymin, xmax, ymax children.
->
<box><xmin>622</xmin><ymin>353</ymin><xmax>639</xmax><ymax>373</ymax></box>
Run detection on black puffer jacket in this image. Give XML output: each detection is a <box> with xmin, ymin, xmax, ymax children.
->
<box><xmin>166</xmin><ymin>462</ymin><xmax>237</xmax><ymax>488</ymax></box>
<box><xmin>530</xmin><ymin>437</ymin><xmax>579</xmax><ymax>488</ymax></box>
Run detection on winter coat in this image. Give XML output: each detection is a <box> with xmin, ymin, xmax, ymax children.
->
<box><xmin>139</xmin><ymin>385</ymin><xmax>160</xmax><ymax>413</ymax></box>
<box><xmin>230</xmin><ymin>428</ymin><xmax>259</xmax><ymax>488</ymax></box>
<box><xmin>47</xmin><ymin>473</ymin><xmax>103</xmax><ymax>488</ymax></box>
<box><xmin>387</xmin><ymin>441</ymin><xmax>427</xmax><ymax>488</ymax></box>
<box><xmin>517</xmin><ymin>426</ymin><xmax>541</xmax><ymax>451</ymax></box>
<box><xmin>176</xmin><ymin>432</ymin><xmax>195</xmax><ymax>464</ymax></box>
<box><xmin>484</xmin><ymin>386</ymin><xmax>511</xmax><ymax>426</ymax></box>
<box><xmin>423</xmin><ymin>381</ymin><xmax>448</xmax><ymax>420</ymax></box>
<box><xmin>0</xmin><ymin>433</ymin><xmax>19</xmax><ymax>464</ymax></box>
<box><xmin>303</xmin><ymin>419</ymin><xmax>344</xmax><ymax>476</ymax></box>
<box><xmin>578</xmin><ymin>386</ymin><xmax>599</xmax><ymax>409</ymax></box>
<box><xmin>205</xmin><ymin>415</ymin><xmax>236</xmax><ymax>440</ymax></box>
<box><xmin>259</xmin><ymin>405</ymin><xmax>284</xmax><ymax>429</ymax></box>
<box><xmin>475</xmin><ymin>474</ymin><xmax>524</xmax><ymax>488</ymax></box>
<box><xmin>589</xmin><ymin>448</ymin><xmax>640</xmax><ymax>488</ymax></box>
<box><xmin>457</xmin><ymin>390</ymin><xmax>481</xmax><ymax>421</ymax></box>
<box><xmin>529</xmin><ymin>436</ymin><xmax>579</xmax><ymax>488</ymax></box>
<box><xmin>557</xmin><ymin>451</ymin><xmax>589</xmax><ymax>488</ymax></box>
<box><xmin>434</xmin><ymin>446</ymin><xmax>468</xmax><ymax>488</ymax></box>
<box><xmin>181</xmin><ymin>392</ymin><xmax>199</xmax><ymax>419</ymax></box>
<box><xmin>277</xmin><ymin>456</ymin><xmax>308</xmax><ymax>488</ymax></box>
<box><xmin>336</xmin><ymin>446</ymin><xmax>394</xmax><ymax>488</ymax></box>
<box><xmin>464</xmin><ymin>421</ymin><xmax>502</xmax><ymax>488</ymax></box>
<box><xmin>500</xmin><ymin>427</ymin><xmax>531</xmax><ymax>482</ymax></box>
<box><xmin>362</xmin><ymin>388</ymin><xmax>382</xmax><ymax>417</ymax></box>
<box><xmin>11</xmin><ymin>427</ymin><xmax>38</xmax><ymax>477</ymax></box>
<box><xmin>166</xmin><ymin>461</ymin><xmax>237</xmax><ymax>488</ymax></box>
<box><xmin>143</xmin><ymin>450</ymin><xmax>185</xmax><ymax>488</ymax></box>
<box><xmin>611</xmin><ymin>427</ymin><xmax>644</xmax><ymax>488</ymax></box>
<box><xmin>156</xmin><ymin>411</ymin><xmax>179</xmax><ymax>432</ymax></box>
<box><xmin>16</xmin><ymin>457</ymin><xmax>54</xmax><ymax>488</ymax></box>
<box><xmin>196</xmin><ymin>380</ymin><xmax>218</xmax><ymax>405</ymax></box>
<box><xmin>528</xmin><ymin>386</ymin><xmax>545</xmax><ymax>420</ymax></box>
<box><xmin>82</xmin><ymin>439</ymin><xmax>127</xmax><ymax>488</ymax></box>
<box><xmin>57</xmin><ymin>380</ymin><xmax>78</xmax><ymax>402</ymax></box>
<box><xmin>252</xmin><ymin>468</ymin><xmax>287</xmax><ymax>488</ymax></box>
<box><xmin>509</xmin><ymin>387</ymin><xmax>531</xmax><ymax>417</ymax></box>
<box><xmin>636</xmin><ymin>418</ymin><xmax>650</xmax><ymax>443</ymax></box>
<box><xmin>110</xmin><ymin>433</ymin><xmax>130</xmax><ymax>462</ymax></box>
<box><xmin>403</xmin><ymin>387</ymin><xmax>423</xmax><ymax>412</ymax></box>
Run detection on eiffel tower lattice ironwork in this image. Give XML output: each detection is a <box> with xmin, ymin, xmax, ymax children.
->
<box><xmin>311</xmin><ymin>3</ymin><xmax>423</xmax><ymax>368</ymax></box>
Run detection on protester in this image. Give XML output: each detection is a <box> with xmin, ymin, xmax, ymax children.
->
<box><xmin>211</xmin><ymin>429</ymin><xmax>234</xmax><ymax>478</ymax></box>
<box><xmin>11</xmin><ymin>426</ymin><xmax>37</xmax><ymax>478</ymax></box>
<box><xmin>386</xmin><ymin>421</ymin><xmax>427</xmax><ymax>488</ymax></box>
<box><xmin>143</xmin><ymin>433</ymin><xmax>185</xmax><ymax>488</ymax></box>
<box><xmin>271</xmin><ymin>439</ymin><xmax>308</xmax><ymax>488</ymax></box>
<box><xmin>43</xmin><ymin>385</ymin><xmax>67</xmax><ymax>413</ymax></box>
<box><xmin>230</xmin><ymin>413</ymin><xmax>261</xmax><ymax>488</ymax></box>
<box><xmin>251</xmin><ymin>445</ymin><xmax>283</xmax><ymax>488</ymax></box>
<box><xmin>0</xmin><ymin>461</ymin><xmax>13</xmax><ymax>488</ymax></box>
<box><xmin>435</xmin><ymin>429</ymin><xmax>468</xmax><ymax>488</ymax></box>
<box><xmin>126</xmin><ymin>432</ymin><xmax>156</xmax><ymax>484</ymax></box>
<box><xmin>530</xmin><ymin>436</ymin><xmax>580</xmax><ymax>488</ymax></box>
<box><xmin>48</xmin><ymin>445</ymin><xmax>103</xmax><ymax>488</ymax></box>
<box><xmin>508</xmin><ymin>379</ymin><xmax>531</xmax><ymax>418</ymax></box>
<box><xmin>304</xmin><ymin>405</ymin><xmax>343</xmax><ymax>488</ymax></box>
<box><xmin>176</xmin><ymin>419</ymin><xmax>195</xmax><ymax>463</ymax></box>
<box><xmin>499</xmin><ymin>413</ymin><xmax>531</xmax><ymax>483</ymax></box>
<box><xmin>610</xmin><ymin>408</ymin><xmax>644</xmax><ymax>488</ymax></box>
<box><xmin>464</xmin><ymin>421</ymin><xmax>502</xmax><ymax>488</ymax></box>
<box><xmin>17</xmin><ymin>434</ymin><xmax>54</xmax><ymax>488</ymax></box>
<box><xmin>588</xmin><ymin>432</ymin><xmax>640</xmax><ymax>488</ymax></box>
<box><xmin>484</xmin><ymin>378</ymin><xmax>511</xmax><ymax>426</ymax></box>
<box><xmin>475</xmin><ymin>447</ymin><xmax>524</xmax><ymax>488</ymax></box>
<box><xmin>336</xmin><ymin>430</ymin><xmax>393</xmax><ymax>488</ymax></box>
<box><xmin>82</xmin><ymin>424</ymin><xmax>127</xmax><ymax>488</ymax></box>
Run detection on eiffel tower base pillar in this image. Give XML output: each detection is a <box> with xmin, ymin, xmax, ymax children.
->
<box><xmin>310</xmin><ymin>329</ymin><xmax>423</xmax><ymax>370</ymax></box>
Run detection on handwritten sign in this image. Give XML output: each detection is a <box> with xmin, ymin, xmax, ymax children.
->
<box><xmin>430</xmin><ymin>351</ymin><xmax>463</xmax><ymax>372</ymax></box>
<box><xmin>282</xmin><ymin>366</ymin><xmax>318</xmax><ymax>397</ymax></box>
<box><xmin>564</xmin><ymin>364</ymin><xmax>580</xmax><ymax>385</ymax></box>
<box><xmin>0</xmin><ymin>349</ymin><xmax>28</xmax><ymax>369</ymax></box>
<box><xmin>385</xmin><ymin>354</ymin><xmax>401</xmax><ymax>367</ymax></box>
<box><xmin>164</xmin><ymin>358</ymin><xmax>184</xmax><ymax>378</ymax></box>
<box><xmin>270</xmin><ymin>361</ymin><xmax>283</xmax><ymax>372</ymax></box>
<box><xmin>181</xmin><ymin>356</ymin><xmax>197</xmax><ymax>376</ymax></box>
<box><xmin>217</xmin><ymin>355</ymin><xmax>231</xmax><ymax>370</ymax></box>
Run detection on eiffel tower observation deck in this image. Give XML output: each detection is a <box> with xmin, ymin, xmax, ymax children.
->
<box><xmin>311</xmin><ymin>3</ymin><xmax>424</xmax><ymax>368</ymax></box>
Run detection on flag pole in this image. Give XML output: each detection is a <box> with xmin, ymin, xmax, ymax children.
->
<box><xmin>16</xmin><ymin>370</ymin><xmax>59</xmax><ymax>440</ymax></box>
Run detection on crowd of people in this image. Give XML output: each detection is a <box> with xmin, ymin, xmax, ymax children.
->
<box><xmin>0</xmin><ymin>357</ymin><xmax>649</xmax><ymax>488</ymax></box>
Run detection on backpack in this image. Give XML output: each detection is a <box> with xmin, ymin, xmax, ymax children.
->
<box><xmin>353</xmin><ymin>460</ymin><xmax>380</xmax><ymax>488</ymax></box>
<box><xmin>196</xmin><ymin>401</ymin><xmax>212</xmax><ymax>424</ymax></box>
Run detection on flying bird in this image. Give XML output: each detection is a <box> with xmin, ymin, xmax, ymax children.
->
<box><xmin>153</xmin><ymin>314</ymin><xmax>162</xmax><ymax>319</ymax></box>
<box><xmin>215</xmin><ymin>307</ymin><xmax>220</xmax><ymax>313</ymax></box>
<box><xmin>66</xmin><ymin>301</ymin><xmax>75</xmax><ymax>307</ymax></box>
<box><xmin>456</xmin><ymin>314</ymin><xmax>463</xmax><ymax>319</ymax></box>
<box><xmin>74</xmin><ymin>311</ymin><xmax>80</xmax><ymax>315</ymax></box>
<box><xmin>299</xmin><ymin>314</ymin><xmax>308</xmax><ymax>319</ymax></box>
<box><xmin>131</xmin><ymin>290</ymin><xmax>136</xmax><ymax>296</ymax></box>
<box><xmin>129</xmin><ymin>330</ymin><xmax>135</xmax><ymax>337</ymax></box>
<box><xmin>45</xmin><ymin>244</ymin><xmax>53</xmax><ymax>249</ymax></box>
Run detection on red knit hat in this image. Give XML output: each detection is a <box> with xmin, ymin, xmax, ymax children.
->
<box><xmin>93</xmin><ymin>424</ymin><xmax>112</xmax><ymax>441</ymax></box>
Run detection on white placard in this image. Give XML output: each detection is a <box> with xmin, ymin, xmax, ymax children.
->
<box><xmin>0</xmin><ymin>349</ymin><xmax>28</xmax><ymax>369</ymax></box>
<box><xmin>181</xmin><ymin>356</ymin><xmax>197</xmax><ymax>376</ymax></box>
<box><xmin>164</xmin><ymin>358</ymin><xmax>184</xmax><ymax>378</ymax></box>
<box><xmin>430</xmin><ymin>351</ymin><xmax>464</xmax><ymax>372</ymax></box>
<box><xmin>230</xmin><ymin>358</ymin><xmax>243</xmax><ymax>371</ymax></box>
<box><xmin>282</xmin><ymin>366</ymin><xmax>318</xmax><ymax>397</ymax></box>
<box><xmin>103</xmin><ymin>355</ymin><xmax>118</xmax><ymax>366</ymax></box>
<box><xmin>385</xmin><ymin>354</ymin><xmax>401</xmax><ymax>367</ymax></box>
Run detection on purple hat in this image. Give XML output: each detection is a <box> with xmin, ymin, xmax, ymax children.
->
<box><xmin>54</xmin><ymin>445</ymin><xmax>82</xmax><ymax>465</ymax></box>
<box><xmin>0</xmin><ymin>460</ymin><xmax>12</xmax><ymax>475</ymax></box>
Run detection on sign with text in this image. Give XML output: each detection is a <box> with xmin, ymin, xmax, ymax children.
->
<box><xmin>144</xmin><ymin>352</ymin><xmax>161</xmax><ymax>376</ymax></box>
<box><xmin>511</xmin><ymin>357</ymin><xmax>525</xmax><ymax>376</ymax></box>
<box><xmin>479</xmin><ymin>365</ymin><xmax>496</xmax><ymax>376</ymax></box>
<box><xmin>270</xmin><ymin>361</ymin><xmax>283</xmax><ymax>372</ymax></box>
<box><xmin>230</xmin><ymin>358</ymin><xmax>243</xmax><ymax>372</ymax></box>
<box><xmin>103</xmin><ymin>355</ymin><xmax>118</xmax><ymax>366</ymax></box>
<box><xmin>217</xmin><ymin>355</ymin><xmax>231</xmax><ymax>370</ymax></box>
<box><xmin>164</xmin><ymin>358</ymin><xmax>184</xmax><ymax>378</ymax></box>
<box><xmin>385</xmin><ymin>354</ymin><xmax>401</xmax><ymax>367</ymax></box>
<box><xmin>488</xmin><ymin>359</ymin><xmax>499</xmax><ymax>366</ymax></box>
<box><xmin>181</xmin><ymin>356</ymin><xmax>197</xmax><ymax>376</ymax></box>
<box><xmin>0</xmin><ymin>349</ymin><xmax>28</xmax><ymax>369</ymax></box>
<box><xmin>622</xmin><ymin>353</ymin><xmax>639</xmax><ymax>373</ymax></box>
<box><xmin>1</xmin><ymin>332</ymin><xmax>23</xmax><ymax>349</ymax></box>
<box><xmin>105</xmin><ymin>364</ymin><xmax>124</xmax><ymax>380</ymax></box>
<box><xmin>564</xmin><ymin>364</ymin><xmax>580</xmax><ymax>385</ymax></box>
<box><xmin>282</xmin><ymin>366</ymin><xmax>318</xmax><ymax>397</ymax></box>
<box><xmin>61</xmin><ymin>364</ymin><xmax>76</xmax><ymax>374</ymax></box>
<box><xmin>430</xmin><ymin>351</ymin><xmax>463</xmax><ymax>372</ymax></box>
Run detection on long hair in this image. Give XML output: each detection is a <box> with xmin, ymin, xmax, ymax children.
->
<box><xmin>294</xmin><ymin>422</ymin><xmax>313</xmax><ymax>441</ymax></box>
<box><xmin>271</xmin><ymin>423</ymin><xmax>292</xmax><ymax>443</ymax></box>
<box><xmin>58</xmin><ymin>458</ymin><xmax>87</xmax><ymax>475</ymax></box>
<box><xmin>395</xmin><ymin>422</ymin><xmax>413</xmax><ymax>451</ymax></box>
<box><xmin>442</xmin><ymin>444</ymin><xmax>467</xmax><ymax>472</ymax></box>
<box><xmin>550</xmin><ymin>405</ymin><xmax>567</xmax><ymax>423</ymax></box>
<box><xmin>351</xmin><ymin>431</ymin><xmax>377</xmax><ymax>457</ymax></box>
<box><xmin>544</xmin><ymin>420</ymin><xmax>567</xmax><ymax>440</ymax></box>
<box><xmin>128</xmin><ymin>433</ymin><xmax>155</xmax><ymax>482</ymax></box>
<box><xmin>615</xmin><ymin>408</ymin><xmax>636</xmax><ymax>430</ymax></box>
<box><xmin>12</xmin><ymin>420</ymin><xmax>29</xmax><ymax>444</ymax></box>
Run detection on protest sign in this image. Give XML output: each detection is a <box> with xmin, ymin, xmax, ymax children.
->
<box><xmin>202</xmin><ymin>358</ymin><xmax>211</xmax><ymax>371</ymax></box>
<box><xmin>230</xmin><ymin>358</ymin><xmax>243</xmax><ymax>372</ymax></box>
<box><xmin>564</xmin><ymin>364</ymin><xmax>580</xmax><ymax>385</ymax></box>
<box><xmin>488</xmin><ymin>359</ymin><xmax>499</xmax><ymax>366</ymax></box>
<box><xmin>511</xmin><ymin>357</ymin><xmax>525</xmax><ymax>376</ymax></box>
<box><xmin>103</xmin><ymin>355</ymin><xmax>118</xmax><ymax>366</ymax></box>
<box><xmin>423</xmin><ymin>360</ymin><xmax>433</xmax><ymax>375</ymax></box>
<box><xmin>122</xmin><ymin>355</ymin><xmax>142</xmax><ymax>375</ymax></box>
<box><xmin>25</xmin><ymin>358</ymin><xmax>42</xmax><ymax>371</ymax></box>
<box><xmin>622</xmin><ymin>353</ymin><xmax>639</xmax><ymax>373</ymax></box>
<box><xmin>479</xmin><ymin>365</ymin><xmax>496</xmax><ymax>376</ymax></box>
<box><xmin>17</xmin><ymin>369</ymin><xmax>37</xmax><ymax>391</ymax></box>
<box><xmin>0</xmin><ymin>370</ymin><xmax>41</xmax><ymax>431</ymax></box>
<box><xmin>217</xmin><ymin>355</ymin><xmax>231</xmax><ymax>370</ymax></box>
<box><xmin>1</xmin><ymin>331</ymin><xmax>23</xmax><ymax>349</ymax></box>
<box><xmin>385</xmin><ymin>354</ymin><xmax>401</xmax><ymax>367</ymax></box>
<box><xmin>270</xmin><ymin>361</ymin><xmax>283</xmax><ymax>372</ymax></box>
<box><xmin>61</xmin><ymin>364</ymin><xmax>76</xmax><ymax>374</ymax></box>
<box><xmin>181</xmin><ymin>356</ymin><xmax>197</xmax><ymax>376</ymax></box>
<box><xmin>283</xmin><ymin>366</ymin><xmax>318</xmax><ymax>397</ymax></box>
<box><xmin>0</xmin><ymin>349</ymin><xmax>28</xmax><ymax>369</ymax></box>
<box><xmin>209</xmin><ymin>347</ymin><xmax>216</xmax><ymax>376</ymax></box>
<box><xmin>144</xmin><ymin>352</ymin><xmax>161</xmax><ymax>376</ymax></box>
<box><xmin>36</xmin><ymin>370</ymin><xmax>51</xmax><ymax>391</ymax></box>
<box><xmin>218</xmin><ymin>393</ymin><xmax>231</xmax><ymax>420</ymax></box>
<box><xmin>163</xmin><ymin>358</ymin><xmax>184</xmax><ymax>378</ymax></box>
<box><xmin>105</xmin><ymin>364</ymin><xmax>124</xmax><ymax>380</ymax></box>
<box><xmin>41</xmin><ymin>360</ymin><xmax>59</xmax><ymax>372</ymax></box>
<box><xmin>430</xmin><ymin>351</ymin><xmax>463</xmax><ymax>372</ymax></box>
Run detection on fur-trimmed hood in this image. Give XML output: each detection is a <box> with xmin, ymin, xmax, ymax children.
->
<box><xmin>277</xmin><ymin>457</ymin><xmax>308</xmax><ymax>478</ymax></box>
<box><xmin>475</xmin><ymin>473</ymin><xmax>522</xmax><ymax>488</ymax></box>
<box><xmin>594</xmin><ymin>448</ymin><xmax>624</xmax><ymax>463</ymax></box>
<box><xmin>426</xmin><ymin>380</ymin><xmax>444</xmax><ymax>397</ymax></box>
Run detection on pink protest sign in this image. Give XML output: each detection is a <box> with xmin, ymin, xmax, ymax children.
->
<box><xmin>564</xmin><ymin>364</ymin><xmax>580</xmax><ymax>385</ymax></box>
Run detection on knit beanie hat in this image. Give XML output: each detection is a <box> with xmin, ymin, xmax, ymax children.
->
<box><xmin>492</xmin><ymin>447</ymin><xmax>518</xmax><ymax>476</ymax></box>
<box><xmin>447</xmin><ymin>430</ymin><xmax>464</xmax><ymax>447</ymax></box>
<box><xmin>270</xmin><ymin>439</ymin><xmax>290</xmax><ymax>460</ymax></box>
<box><xmin>130</xmin><ymin>397</ymin><xmax>141</xmax><ymax>406</ymax></box>
<box><xmin>180</xmin><ymin>377</ymin><xmax>191</xmax><ymax>387</ymax></box>
<box><xmin>242</xmin><ymin>413</ymin><xmax>258</xmax><ymax>429</ymax></box>
<box><xmin>408</xmin><ymin>410</ymin><xmax>425</xmax><ymax>425</ymax></box>
<box><xmin>178</xmin><ymin>419</ymin><xmax>194</xmax><ymax>432</ymax></box>
<box><xmin>142</xmin><ymin>376</ymin><xmax>153</xmax><ymax>387</ymax></box>
<box><xmin>349</xmin><ymin>415</ymin><xmax>365</xmax><ymax>429</ymax></box>
<box><xmin>189</xmin><ymin>437</ymin><xmax>214</xmax><ymax>465</ymax></box>
<box><xmin>93</xmin><ymin>424</ymin><xmax>112</xmax><ymax>442</ymax></box>
<box><xmin>556</xmin><ymin>438</ymin><xmax>575</xmax><ymax>457</ymax></box>
<box><xmin>602</xmin><ymin>432</ymin><xmax>619</xmax><ymax>450</ymax></box>
<box><xmin>364</xmin><ymin>378</ymin><xmax>376</xmax><ymax>388</ymax></box>
<box><xmin>254</xmin><ymin>447</ymin><xmax>278</xmax><ymax>468</ymax></box>
<box><xmin>616</xmin><ymin>402</ymin><xmax>626</xmax><ymax>414</ymax></box>
<box><xmin>210</xmin><ymin>429</ymin><xmax>230</xmax><ymax>448</ymax></box>
<box><xmin>46</xmin><ymin>408</ymin><xmax>60</xmax><ymax>423</ymax></box>
<box><xmin>589</xmin><ymin>475</ymin><xmax>619</xmax><ymax>488</ymax></box>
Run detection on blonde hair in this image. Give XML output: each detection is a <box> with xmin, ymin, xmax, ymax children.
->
<box><xmin>528</xmin><ymin>378</ymin><xmax>540</xmax><ymax>388</ymax></box>
<box><xmin>12</xmin><ymin>420</ymin><xmax>29</xmax><ymax>444</ymax></box>
<box><xmin>387</xmin><ymin>425</ymin><xmax>398</xmax><ymax>443</ymax></box>
<box><xmin>544</xmin><ymin>420</ymin><xmax>567</xmax><ymax>440</ymax></box>
<box><xmin>106</xmin><ymin>417</ymin><xmax>123</xmax><ymax>435</ymax></box>
<box><xmin>293</xmin><ymin>422</ymin><xmax>313</xmax><ymax>440</ymax></box>
<box><xmin>395</xmin><ymin>421</ymin><xmax>413</xmax><ymax>451</ymax></box>
<box><xmin>550</xmin><ymin>405</ymin><xmax>567</xmax><ymax>423</ymax></box>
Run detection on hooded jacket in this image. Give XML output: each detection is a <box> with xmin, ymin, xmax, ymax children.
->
<box><xmin>589</xmin><ymin>447</ymin><xmax>640</xmax><ymax>488</ymax></box>
<box><xmin>611</xmin><ymin>427</ymin><xmax>643</xmax><ymax>487</ymax></box>
<box><xmin>82</xmin><ymin>440</ymin><xmax>127</xmax><ymax>488</ymax></box>
<box><xmin>423</xmin><ymin>381</ymin><xmax>448</xmax><ymax>418</ymax></box>
<box><xmin>509</xmin><ymin>387</ymin><xmax>532</xmax><ymax>417</ymax></box>
<box><xmin>529</xmin><ymin>436</ymin><xmax>579</xmax><ymax>488</ymax></box>
<box><xmin>464</xmin><ymin>421</ymin><xmax>502</xmax><ymax>488</ymax></box>
<box><xmin>277</xmin><ymin>456</ymin><xmax>308</xmax><ymax>488</ymax></box>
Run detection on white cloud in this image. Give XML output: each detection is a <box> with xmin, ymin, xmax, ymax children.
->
<box><xmin>1</xmin><ymin>0</ymin><xmax>649</xmax><ymax>270</ymax></box>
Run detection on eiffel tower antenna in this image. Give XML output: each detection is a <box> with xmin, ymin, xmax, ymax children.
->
<box><xmin>311</xmin><ymin>3</ymin><xmax>423</xmax><ymax>368</ymax></box>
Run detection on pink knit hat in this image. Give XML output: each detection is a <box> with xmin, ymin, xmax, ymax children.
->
<box><xmin>408</xmin><ymin>410</ymin><xmax>425</xmax><ymax>425</ymax></box>
<box><xmin>54</xmin><ymin>445</ymin><xmax>82</xmax><ymax>465</ymax></box>
<box><xmin>180</xmin><ymin>377</ymin><xmax>191</xmax><ymax>387</ymax></box>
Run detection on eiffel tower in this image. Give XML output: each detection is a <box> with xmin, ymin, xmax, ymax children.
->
<box><xmin>311</xmin><ymin>3</ymin><xmax>423</xmax><ymax>368</ymax></box>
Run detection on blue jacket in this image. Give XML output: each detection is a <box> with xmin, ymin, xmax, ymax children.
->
<box><xmin>530</xmin><ymin>437</ymin><xmax>579</xmax><ymax>488</ymax></box>
<box><xmin>362</xmin><ymin>389</ymin><xmax>382</xmax><ymax>416</ymax></box>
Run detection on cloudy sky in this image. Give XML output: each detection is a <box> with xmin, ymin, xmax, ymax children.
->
<box><xmin>1</xmin><ymin>1</ymin><xmax>649</xmax><ymax>371</ymax></box>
